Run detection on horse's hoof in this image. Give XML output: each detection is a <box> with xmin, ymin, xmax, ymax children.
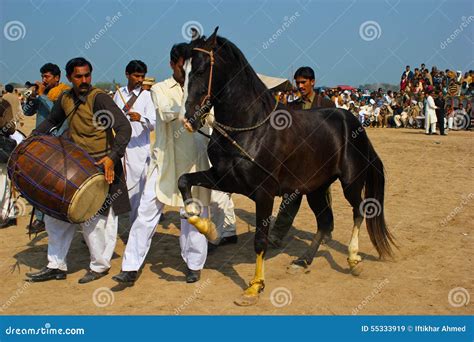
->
<box><xmin>348</xmin><ymin>259</ymin><xmax>363</xmax><ymax>276</ymax></box>
<box><xmin>234</xmin><ymin>294</ymin><xmax>259</xmax><ymax>306</ymax></box>
<box><xmin>184</xmin><ymin>201</ymin><xmax>201</xmax><ymax>217</ymax></box>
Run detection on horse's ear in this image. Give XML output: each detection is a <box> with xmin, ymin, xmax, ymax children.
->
<box><xmin>207</xmin><ymin>26</ymin><xmax>219</xmax><ymax>47</ymax></box>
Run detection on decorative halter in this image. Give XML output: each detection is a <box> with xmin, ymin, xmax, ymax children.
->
<box><xmin>191</xmin><ymin>46</ymin><xmax>281</xmax><ymax>193</ymax></box>
<box><xmin>192</xmin><ymin>47</ymin><xmax>215</xmax><ymax>112</ymax></box>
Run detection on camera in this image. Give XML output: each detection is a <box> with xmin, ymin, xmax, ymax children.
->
<box><xmin>23</xmin><ymin>81</ymin><xmax>39</xmax><ymax>98</ymax></box>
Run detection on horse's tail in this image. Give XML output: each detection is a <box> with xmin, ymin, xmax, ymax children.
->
<box><xmin>364</xmin><ymin>141</ymin><xmax>396</xmax><ymax>258</ymax></box>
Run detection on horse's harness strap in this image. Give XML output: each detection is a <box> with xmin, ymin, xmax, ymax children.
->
<box><xmin>193</xmin><ymin>48</ymin><xmax>215</xmax><ymax>108</ymax></box>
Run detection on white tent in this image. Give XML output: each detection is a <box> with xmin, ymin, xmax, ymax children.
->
<box><xmin>257</xmin><ymin>73</ymin><xmax>292</xmax><ymax>91</ymax></box>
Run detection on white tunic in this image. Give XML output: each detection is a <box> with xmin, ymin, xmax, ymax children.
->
<box><xmin>425</xmin><ymin>95</ymin><xmax>438</xmax><ymax>124</ymax></box>
<box><xmin>113</xmin><ymin>87</ymin><xmax>155</xmax><ymax>190</ymax></box>
<box><xmin>150</xmin><ymin>77</ymin><xmax>211</xmax><ymax>207</ymax></box>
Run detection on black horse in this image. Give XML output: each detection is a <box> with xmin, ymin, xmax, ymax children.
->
<box><xmin>178</xmin><ymin>27</ymin><xmax>396</xmax><ymax>305</ymax></box>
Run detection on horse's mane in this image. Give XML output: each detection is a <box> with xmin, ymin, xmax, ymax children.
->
<box><xmin>193</xmin><ymin>35</ymin><xmax>271</xmax><ymax>102</ymax></box>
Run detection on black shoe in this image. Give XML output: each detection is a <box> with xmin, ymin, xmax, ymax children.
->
<box><xmin>0</xmin><ymin>217</ymin><xmax>17</xmax><ymax>228</ymax></box>
<box><xmin>112</xmin><ymin>271</ymin><xmax>137</xmax><ymax>284</ymax></box>
<box><xmin>218</xmin><ymin>235</ymin><xmax>238</xmax><ymax>246</ymax></box>
<box><xmin>27</xmin><ymin>219</ymin><xmax>45</xmax><ymax>234</ymax></box>
<box><xmin>78</xmin><ymin>269</ymin><xmax>108</xmax><ymax>284</ymax></box>
<box><xmin>26</xmin><ymin>267</ymin><xmax>66</xmax><ymax>282</ymax></box>
<box><xmin>185</xmin><ymin>268</ymin><xmax>201</xmax><ymax>283</ymax></box>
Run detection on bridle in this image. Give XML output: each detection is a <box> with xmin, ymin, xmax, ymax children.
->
<box><xmin>190</xmin><ymin>46</ymin><xmax>282</xmax><ymax>194</ymax></box>
<box><xmin>191</xmin><ymin>47</ymin><xmax>215</xmax><ymax>123</ymax></box>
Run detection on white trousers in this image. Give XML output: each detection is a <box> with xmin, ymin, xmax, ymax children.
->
<box><xmin>425</xmin><ymin>121</ymin><xmax>437</xmax><ymax>134</ymax></box>
<box><xmin>122</xmin><ymin>167</ymin><xmax>208</xmax><ymax>272</ymax></box>
<box><xmin>0</xmin><ymin>165</ymin><xmax>15</xmax><ymax>221</ymax></box>
<box><xmin>44</xmin><ymin>209</ymin><xmax>118</xmax><ymax>273</ymax></box>
<box><xmin>210</xmin><ymin>191</ymin><xmax>236</xmax><ymax>244</ymax></box>
<box><xmin>447</xmin><ymin>117</ymin><xmax>454</xmax><ymax>129</ymax></box>
<box><xmin>128</xmin><ymin>168</ymin><xmax>147</xmax><ymax>226</ymax></box>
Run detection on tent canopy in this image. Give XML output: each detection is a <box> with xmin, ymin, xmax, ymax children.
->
<box><xmin>257</xmin><ymin>73</ymin><xmax>293</xmax><ymax>91</ymax></box>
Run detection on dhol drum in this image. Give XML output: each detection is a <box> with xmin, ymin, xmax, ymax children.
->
<box><xmin>7</xmin><ymin>135</ymin><xmax>109</xmax><ymax>223</ymax></box>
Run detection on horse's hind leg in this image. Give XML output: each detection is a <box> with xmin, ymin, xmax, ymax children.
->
<box><xmin>341</xmin><ymin>180</ymin><xmax>365</xmax><ymax>276</ymax></box>
<box><xmin>290</xmin><ymin>186</ymin><xmax>333</xmax><ymax>271</ymax></box>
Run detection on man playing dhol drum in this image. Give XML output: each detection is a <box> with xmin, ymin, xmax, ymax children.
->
<box><xmin>26</xmin><ymin>57</ymin><xmax>132</xmax><ymax>284</ymax></box>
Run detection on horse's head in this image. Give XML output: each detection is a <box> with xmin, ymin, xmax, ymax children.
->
<box><xmin>182</xmin><ymin>27</ymin><xmax>220</xmax><ymax>132</ymax></box>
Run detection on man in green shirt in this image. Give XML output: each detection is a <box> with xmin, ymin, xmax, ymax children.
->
<box><xmin>268</xmin><ymin>66</ymin><xmax>335</xmax><ymax>248</ymax></box>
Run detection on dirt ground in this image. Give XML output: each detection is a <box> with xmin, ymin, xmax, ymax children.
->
<box><xmin>0</xmin><ymin>117</ymin><xmax>473</xmax><ymax>315</ymax></box>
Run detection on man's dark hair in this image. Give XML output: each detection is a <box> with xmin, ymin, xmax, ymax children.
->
<box><xmin>5</xmin><ymin>84</ymin><xmax>14</xmax><ymax>93</ymax></box>
<box><xmin>126</xmin><ymin>60</ymin><xmax>147</xmax><ymax>74</ymax></box>
<box><xmin>294</xmin><ymin>66</ymin><xmax>315</xmax><ymax>80</ymax></box>
<box><xmin>406</xmin><ymin>65</ymin><xmax>410</xmax><ymax>69</ymax></box>
<box><xmin>40</xmin><ymin>63</ymin><xmax>61</xmax><ymax>77</ymax></box>
<box><xmin>65</xmin><ymin>57</ymin><xmax>93</xmax><ymax>77</ymax></box>
<box><xmin>170</xmin><ymin>43</ymin><xmax>189</xmax><ymax>64</ymax></box>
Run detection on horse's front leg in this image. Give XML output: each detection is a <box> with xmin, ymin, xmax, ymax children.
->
<box><xmin>235</xmin><ymin>191</ymin><xmax>274</xmax><ymax>306</ymax></box>
<box><xmin>178</xmin><ymin>168</ymin><xmax>222</xmax><ymax>241</ymax></box>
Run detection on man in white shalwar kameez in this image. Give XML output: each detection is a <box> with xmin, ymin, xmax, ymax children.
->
<box><xmin>425</xmin><ymin>90</ymin><xmax>438</xmax><ymax>134</ymax></box>
<box><xmin>113</xmin><ymin>60</ymin><xmax>155</xmax><ymax>225</ymax></box>
<box><xmin>113</xmin><ymin>43</ymin><xmax>211</xmax><ymax>284</ymax></box>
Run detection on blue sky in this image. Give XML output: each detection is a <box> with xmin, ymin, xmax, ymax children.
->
<box><xmin>0</xmin><ymin>0</ymin><xmax>472</xmax><ymax>87</ymax></box>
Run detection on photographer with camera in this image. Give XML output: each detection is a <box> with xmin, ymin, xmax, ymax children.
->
<box><xmin>22</xmin><ymin>63</ymin><xmax>70</xmax><ymax>233</ymax></box>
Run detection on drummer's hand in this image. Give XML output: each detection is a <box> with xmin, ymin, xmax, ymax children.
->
<box><xmin>128</xmin><ymin>112</ymin><xmax>141</xmax><ymax>122</ymax></box>
<box><xmin>35</xmin><ymin>81</ymin><xmax>46</xmax><ymax>96</ymax></box>
<box><xmin>95</xmin><ymin>157</ymin><xmax>115</xmax><ymax>184</ymax></box>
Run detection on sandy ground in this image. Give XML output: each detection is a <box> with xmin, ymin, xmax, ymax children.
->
<box><xmin>0</xmin><ymin>117</ymin><xmax>473</xmax><ymax>315</ymax></box>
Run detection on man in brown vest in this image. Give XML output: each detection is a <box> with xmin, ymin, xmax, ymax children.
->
<box><xmin>268</xmin><ymin>66</ymin><xmax>335</xmax><ymax>248</ymax></box>
<box><xmin>26</xmin><ymin>57</ymin><xmax>132</xmax><ymax>283</ymax></box>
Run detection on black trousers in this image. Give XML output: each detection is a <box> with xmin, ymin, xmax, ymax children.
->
<box><xmin>436</xmin><ymin>111</ymin><xmax>445</xmax><ymax>135</ymax></box>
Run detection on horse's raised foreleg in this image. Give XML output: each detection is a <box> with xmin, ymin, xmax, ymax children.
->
<box><xmin>178</xmin><ymin>168</ymin><xmax>224</xmax><ymax>241</ymax></box>
<box><xmin>234</xmin><ymin>191</ymin><xmax>274</xmax><ymax>306</ymax></box>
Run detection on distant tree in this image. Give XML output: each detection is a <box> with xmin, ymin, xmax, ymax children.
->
<box><xmin>94</xmin><ymin>81</ymin><xmax>121</xmax><ymax>91</ymax></box>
